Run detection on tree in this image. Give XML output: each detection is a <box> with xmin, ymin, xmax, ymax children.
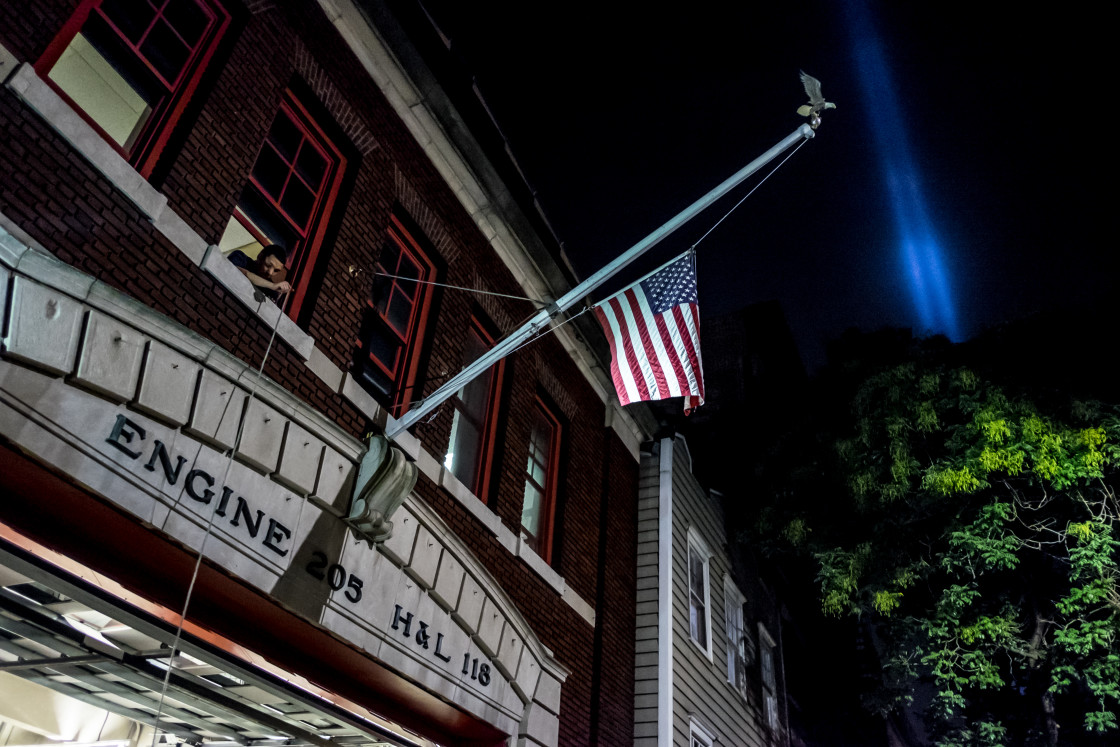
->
<box><xmin>760</xmin><ymin>351</ymin><xmax>1120</xmax><ymax>746</ymax></box>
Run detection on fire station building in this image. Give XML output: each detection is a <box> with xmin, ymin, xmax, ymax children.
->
<box><xmin>0</xmin><ymin>1</ymin><xmax>646</xmax><ymax>744</ymax></box>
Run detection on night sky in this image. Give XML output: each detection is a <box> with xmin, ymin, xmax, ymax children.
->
<box><xmin>418</xmin><ymin>1</ymin><xmax>1112</xmax><ymax>369</ymax></box>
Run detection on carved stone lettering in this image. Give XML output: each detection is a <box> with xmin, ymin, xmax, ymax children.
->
<box><xmin>103</xmin><ymin>416</ymin><xmax>293</xmax><ymax>560</ymax></box>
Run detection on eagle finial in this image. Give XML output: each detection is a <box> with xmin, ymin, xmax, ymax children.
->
<box><xmin>798</xmin><ymin>71</ymin><xmax>836</xmax><ymax>129</ymax></box>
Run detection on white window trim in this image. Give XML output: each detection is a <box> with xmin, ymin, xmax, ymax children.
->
<box><xmin>724</xmin><ymin>575</ymin><xmax>748</xmax><ymax>698</ymax></box>
<box><xmin>688</xmin><ymin>717</ymin><xmax>715</xmax><ymax>747</ymax></box>
<box><xmin>686</xmin><ymin>525</ymin><xmax>713</xmax><ymax>659</ymax></box>
<box><xmin>758</xmin><ymin>622</ymin><xmax>780</xmax><ymax>733</ymax></box>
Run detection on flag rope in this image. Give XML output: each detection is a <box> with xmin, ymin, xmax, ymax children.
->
<box><xmin>393</xmin><ymin>305</ymin><xmax>594</xmax><ymax>416</ymax></box>
<box><xmin>688</xmin><ymin>137</ymin><xmax>809</xmax><ymax>252</ymax></box>
<box><xmin>394</xmin><ymin>126</ymin><xmax>811</xmax><ymax>426</ymax></box>
<box><xmin>504</xmin><ymin>304</ymin><xmax>593</xmax><ymax>358</ymax></box>
<box><xmin>149</xmin><ymin>288</ymin><xmax>293</xmax><ymax>746</ymax></box>
<box><xmin>586</xmin><ymin>137</ymin><xmax>805</xmax><ymax>315</ymax></box>
<box><xmin>373</xmin><ymin>272</ymin><xmax>550</xmax><ymax>305</ymax></box>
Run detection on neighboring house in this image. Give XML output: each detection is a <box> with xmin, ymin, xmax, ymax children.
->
<box><xmin>0</xmin><ymin>2</ymin><xmax>649</xmax><ymax>745</ymax></box>
<box><xmin>636</xmin><ymin>434</ymin><xmax>789</xmax><ymax>746</ymax></box>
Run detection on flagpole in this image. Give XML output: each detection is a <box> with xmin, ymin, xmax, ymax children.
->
<box><xmin>386</xmin><ymin>122</ymin><xmax>815</xmax><ymax>439</ymax></box>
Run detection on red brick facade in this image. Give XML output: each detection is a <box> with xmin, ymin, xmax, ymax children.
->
<box><xmin>0</xmin><ymin>1</ymin><xmax>638</xmax><ymax>743</ymax></box>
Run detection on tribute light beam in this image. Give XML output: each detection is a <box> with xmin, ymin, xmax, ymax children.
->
<box><xmin>844</xmin><ymin>0</ymin><xmax>960</xmax><ymax>341</ymax></box>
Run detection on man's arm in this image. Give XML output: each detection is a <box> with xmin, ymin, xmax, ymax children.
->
<box><xmin>237</xmin><ymin>268</ymin><xmax>291</xmax><ymax>295</ymax></box>
<box><xmin>227</xmin><ymin>250</ymin><xmax>291</xmax><ymax>295</ymax></box>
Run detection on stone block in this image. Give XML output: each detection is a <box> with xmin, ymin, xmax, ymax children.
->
<box><xmin>561</xmin><ymin>585</ymin><xmax>595</xmax><ymax>627</ymax></box>
<box><xmin>186</xmin><ymin>369</ymin><xmax>246</xmax><ymax>450</ymax></box>
<box><xmin>0</xmin><ymin>228</ymin><xmax>29</xmax><ymax>268</ymax></box>
<box><xmin>306</xmin><ymin>345</ymin><xmax>343</xmax><ymax>392</ymax></box>
<box><xmin>404</xmin><ymin>523</ymin><xmax>441</xmax><ymax>590</ymax></box>
<box><xmin>2</xmin><ymin>277</ymin><xmax>84</xmax><ymax>375</ymax></box>
<box><xmin>379</xmin><ymin>504</ymin><xmax>418</xmax><ymax>566</ymax></box>
<box><xmin>134</xmin><ymin>341</ymin><xmax>200</xmax><ymax>426</ymax></box>
<box><xmin>338</xmin><ymin>534</ymin><xmax>402</xmax><ymax>641</ymax></box>
<box><xmin>236</xmin><ymin>397</ymin><xmax>285</xmax><ymax>473</ymax></box>
<box><xmin>476</xmin><ymin>595</ymin><xmax>505</xmax><ymax>658</ymax></box>
<box><xmin>513</xmin><ymin>651</ymin><xmax>541</xmax><ymax>703</ymax></box>
<box><xmin>274</xmin><ymin>310</ymin><xmax>314</xmax><ymax>360</ymax></box>
<box><xmin>495</xmin><ymin>625</ymin><xmax>524</xmax><ymax>681</ymax></box>
<box><xmin>151</xmin><ymin>208</ymin><xmax>207</xmax><ymax>265</ymax></box>
<box><xmin>430</xmin><ymin>549</ymin><xmax>465</xmax><ymax>612</ymax></box>
<box><xmin>312</xmin><ymin>445</ymin><xmax>355</xmax><ymax>514</ymax></box>
<box><xmin>532</xmin><ymin>671</ymin><xmax>562</xmax><ymax>716</ymax></box>
<box><xmin>320</xmin><ymin>606</ymin><xmax>381</xmax><ymax>659</ymax></box>
<box><xmin>376</xmin><ymin>585</ymin><xmax>478</xmax><ymax>708</ymax></box>
<box><xmin>73</xmin><ymin>310</ymin><xmax>146</xmax><ymax>401</ymax></box>
<box><xmin>517</xmin><ymin>536</ymin><xmax>565</xmax><ymax>594</ymax></box>
<box><xmin>12</xmin><ymin>242</ymin><xmax>94</xmax><ymax>301</ymax></box>
<box><xmin>520</xmin><ymin>703</ymin><xmax>559</xmax><ymax>746</ymax></box>
<box><xmin>453</xmin><ymin>573</ymin><xmax>485</xmax><ymax>634</ymax></box>
<box><xmin>0</xmin><ymin>45</ymin><xmax>18</xmax><ymax>90</ymax></box>
<box><xmin>87</xmin><ymin>281</ymin><xmax>214</xmax><ymax>362</ymax></box>
<box><xmin>411</xmin><ymin>442</ymin><xmax>441</xmax><ymax>483</ymax></box>
<box><xmin>276</xmin><ymin>420</ymin><xmax>325</xmax><ymax>495</ymax></box>
<box><xmin>339</xmin><ymin>371</ymin><xmax>384</xmax><ymax>424</ymax></box>
<box><xmin>439</xmin><ymin>466</ymin><xmax>503</xmax><ymax>537</ymax></box>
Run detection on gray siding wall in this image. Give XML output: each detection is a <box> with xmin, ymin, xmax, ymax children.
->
<box><xmin>635</xmin><ymin>436</ymin><xmax>772</xmax><ymax>746</ymax></box>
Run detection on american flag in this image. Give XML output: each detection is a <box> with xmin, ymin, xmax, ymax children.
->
<box><xmin>592</xmin><ymin>252</ymin><xmax>705</xmax><ymax>413</ymax></box>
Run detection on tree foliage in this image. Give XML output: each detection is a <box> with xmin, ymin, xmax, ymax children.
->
<box><xmin>760</xmin><ymin>351</ymin><xmax>1120</xmax><ymax>745</ymax></box>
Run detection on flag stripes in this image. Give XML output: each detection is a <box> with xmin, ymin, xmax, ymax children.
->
<box><xmin>592</xmin><ymin>252</ymin><xmax>704</xmax><ymax>412</ymax></box>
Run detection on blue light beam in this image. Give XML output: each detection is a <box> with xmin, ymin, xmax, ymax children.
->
<box><xmin>843</xmin><ymin>0</ymin><xmax>960</xmax><ymax>340</ymax></box>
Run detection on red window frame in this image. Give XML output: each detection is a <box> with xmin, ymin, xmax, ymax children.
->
<box><xmin>37</xmin><ymin>0</ymin><xmax>232</xmax><ymax>177</ymax></box>
<box><xmin>445</xmin><ymin>317</ymin><xmax>505</xmax><ymax>501</ymax></box>
<box><xmin>231</xmin><ymin>93</ymin><xmax>347</xmax><ymax>320</ymax></box>
<box><xmin>521</xmin><ymin>398</ymin><xmax>562</xmax><ymax>562</ymax></box>
<box><xmin>359</xmin><ymin>215</ymin><xmax>436</xmax><ymax>413</ymax></box>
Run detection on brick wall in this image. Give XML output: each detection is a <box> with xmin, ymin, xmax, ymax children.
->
<box><xmin>0</xmin><ymin>90</ymin><xmax>365</xmax><ymax>436</ymax></box>
<box><xmin>0</xmin><ymin>0</ymin><xmax>639</xmax><ymax>741</ymax></box>
<box><xmin>0</xmin><ymin>0</ymin><xmax>76</xmax><ymax>64</ymax></box>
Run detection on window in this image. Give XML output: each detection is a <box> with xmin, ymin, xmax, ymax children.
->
<box><xmin>218</xmin><ymin>92</ymin><xmax>347</xmax><ymax>320</ymax></box>
<box><xmin>689</xmin><ymin>719</ymin><xmax>714</xmax><ymax>747</ymax></box>
<box><xmin>759</xmin><ymin>623</ymin><xmax>780</xmax><ymax>732</ymax></box>
<box><xmin>725</xmin><ymin>576</ymin><xmax>748</xmax><ymax>698</ymax></box>
<box><xmin>355</xmin><ymin>215</ymin><xmax>436</xmax><ymax>411</ymax></box>
<box><xmin>687</xmin><ymin>528</ymin><xmax>711</xmax><ymax>655</ymax></box>
<box><xmin>521</xmin><ymin>399</ymin><xmax>561</xmax><ymax>561</ymax></box>
<box><xmin>39</xmin><ymin>0</ymin><xmax>231</xmax><ymax>176</ymax></box>
<box><xmin>443</xmin><ymin>318</ymin><xmax>504</xmax><ymax>499</ymax></box>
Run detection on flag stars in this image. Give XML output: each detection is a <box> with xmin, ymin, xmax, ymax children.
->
<box><xmin>642</xmin><ymin>255</ymin><xmax>697</xmax><ymax>313</ymax></box>
<box><xmin>594</xmin><ymin>251</ymin><xmax>704</xmax><ymax>412</ymax></box>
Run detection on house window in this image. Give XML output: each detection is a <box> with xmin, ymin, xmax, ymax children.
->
<box><xmin>355</xmin><ymin>215</ymin><xmax>436</xmax><ymax>411</ymax></box>
<box><xmin>521</xmin><ymin>399</ymin><xmax>561</xmax><ymax>561</ymax></box>
<box><xmin>218</xmin><ymin>92</ymin><xmax>346</xmax><ymax>320</ymax></box>
<box><xmin>443</xmin><ymin>318</ymin><xmax>503</xmax><ymax>499</ymax></box>
<box><xmin>725</xmin><ymin>577</ymin><xmax>748</xmax><ymax>698</ymax></box>
<box><xmin>687</xmin><ymin>528</ymin><xmax>712</xmax><ymax>655</ymax></box>
<box><xmin>759</xmin><ymin>623</ymin><xmax>780</xmax><ymax>732</ymax></box>
<box><xmin>39</xmin><ymin>0</ymin><xmax>231</xmax><ymax>176</ymax></box>
<box><xmin>688</xmin><ymin>719</ymin><xmax>714</xmax><ymax>747</ymax></box>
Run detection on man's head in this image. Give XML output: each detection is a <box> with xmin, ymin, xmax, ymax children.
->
<box><xmin>256</xmin><ymin>245</ymin><xmax>288</xmax><ymax>283</ymax></box>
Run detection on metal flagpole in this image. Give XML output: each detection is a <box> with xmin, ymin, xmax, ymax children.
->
<box><xmin>386</xmin><ymin>122</ymin><xmax>816</xmax><ymax>439</ymax></box>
